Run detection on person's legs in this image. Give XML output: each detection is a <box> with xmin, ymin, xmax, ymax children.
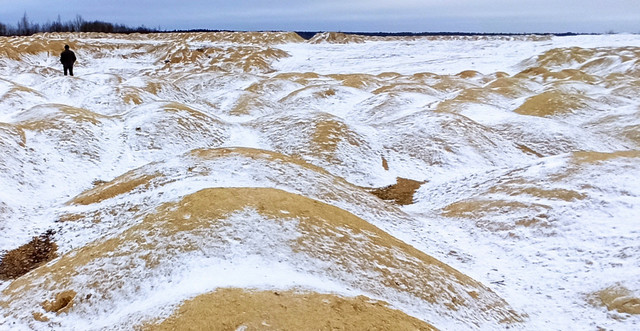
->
<box><xmin>63</xmin><ymin>65</ymin><xmax>68</xmax><ymax>75</ymax></box>
<box><xmin>69</xmin><ymin>65</ymin><xmax>73</xmax><ymax>76</ymax></box>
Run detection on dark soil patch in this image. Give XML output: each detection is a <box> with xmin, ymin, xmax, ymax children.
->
<box><xmin>0</xmin><ymin>229</ymin><xmax>57</xmax><ymax>280</ymax></box>
<box><xmin>370</xmin><ymin>177</ymin><xmax>425</xmax><ymax>205</ymax></box>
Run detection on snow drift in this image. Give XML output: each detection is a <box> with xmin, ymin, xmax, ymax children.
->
<box><xmin>1</xmin><ymin>31</ymin><xmax>640</xmax><ymax>330</ymax></box>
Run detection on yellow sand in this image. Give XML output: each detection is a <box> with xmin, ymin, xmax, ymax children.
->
<box><xmin>140</xmin><ymin>288</ymin><xmax>438</xmax><ymax>331</ymax></box>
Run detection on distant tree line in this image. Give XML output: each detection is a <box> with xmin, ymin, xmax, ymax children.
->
<box><xmin>293</xmin><ymin>31</ymin><xmax>593</xmax><ymax>40</ymax></box>
<box><xmin>0</xmin><ymin>12</ymin><xmax>600</xmax><ymax>38</ymax></box>
<box><xmin>0</xmin><ymin>13</ymin><xmax>157</xmax><ymax>36</ymax></box>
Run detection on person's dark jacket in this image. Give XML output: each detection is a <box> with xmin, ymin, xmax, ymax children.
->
<box><xmin>60</xmin><ymin>49</ymin><xmax>76</xmax><ymax>66</ymax></box>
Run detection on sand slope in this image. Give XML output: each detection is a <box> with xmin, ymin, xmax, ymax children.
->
<box><xmin>1</xmin><ymin>32</ymin><xmax>640</xmax><ymax>330</ymax></box>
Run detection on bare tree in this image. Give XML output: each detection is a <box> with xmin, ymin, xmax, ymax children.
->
<box><xmin>73</xmin><ymin>15</ymin><xmax>84</xmax><ymax>32</ymax></box>
<box><xmin>16</xmin><ymin>12</ymin><xmax>31</xmax><ymax>35</ymax></box>
<box><xmin>1</xmin><ymin>13</ymin><xmax>157</xmax><ymax>36</ymax></box>
<box><xmin>50</xmin><ymin>14</ymin><xmax>63</xmax><ymax>32</ymax></box>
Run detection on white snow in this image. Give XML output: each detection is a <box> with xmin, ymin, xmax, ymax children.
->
<box><xmin>1</xmin><ymin>32</ymin><xmax>640</xmax><ymax>330</ymax></box>
<box><xmin>273</xmin><ymin>34</ymin><xmax>640</xmax><ymax>75</ymax></box>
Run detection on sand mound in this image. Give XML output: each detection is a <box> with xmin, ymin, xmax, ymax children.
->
<box><xmin>522</xmin><ymin>46</ymin><xmax>640</xmax><ymax>80</ymax></box>
<box><xmin>491</xmin><ymin>117</ymin><xmax>625</xmax><ymax>157</ymax></box>
<box><xmin>12</xmin><ymin>104</ymin><xmax>112</xmax><ymax>162</ymax></box>
<box><xmin>141</xmin><ymin>288</ymin><xmax>438</xmax><ymax>330</ymax></box>
<box><xmin>250</xmin><ymin>114</ymin><xmax>388</xmax><ymax>186</ymax></box>
<box><xmin>534</xmin><ymin>47</ymin><xmax>595</xmax><ymax>69</ymax></box>
<box><xmin>515</xmin><ymin>66</ymin><xmax>597</xmax><ymax>83</ymax></box>
<box><xmin>329</xmin><ymin>73</ymin><xmax>383</xmax><ymax>90</ymax></box>
<box><xmin>485</xmin><ymin>76</ymin><xmax>536</xmax><ymax>98</ymax></box>
<box><xmin>227</xmin><ymin>91</ymin><xmax>278</xmax><ymax>116</ymax></box>
<box><xmin>435</xmin><ymin>87</ymin><xmax>509</xmax><ymax>113</ymax></box>
<box><xmin>155</xmin><ymin>31</ymin><xmax>304</xmax><ymax>44</ymax></box>
<box><xmin>442</xmin><ymin>199</ymin><xmax>553</xmax><ymax>233</ymax></box>
<box><xmin>59</xmin><ymin>146</ymin><xmax>416</xmax><ymax>260</ymax></box>
<box><xmin>278</xmin><ymin>83</ymin><xmax>365</xmax><ymax>106</ymax></box>
<box><xmin>594</xmin><ymin>285</ymin><xmax>640</xmax><ymax>315</ymax></box>
<box><xmin>610</xmin><ymin>79</ymin><xmax>640</xmax><ymax>99</ymax></box>
<box><xmin>571</xmin><ymin>150</ymin><xmax>640</xmax><ymax>164</ymax></box>
<box><xmin>160</xmin><ymin>43</ymin><xmax>289</xmax><ymax>73</ymax></box>
<box><xmin>0</xmin><ymin>32</ymin><xmax>293</xmax><ymax>75</ymax></box>
<box><xmin>42</xmin><ymin>290</ymin><xmax>76</xmax><ymax>315</ymax></box>
<box><xmin>1</xmin><ymin>188</ymin><xmax>521</xmax><ymax>329</ymax></box>
<box><xmin>586</xmin><ymin>108</ymin><xmax>640</xmax><ymax>147</ymax></box>
<box><xmin>309</xmin><ymin>32</ymin><xmax>366</xmax><ymax>44</ymax></box>
<box><xmin>273</xmin><ymin>71</ymin><xmax>321</xmax><ymax>83</ymax></box>
<box><xmin>0</xmin><ymin>35</ymin><xmax>78</xmax><ymax>60</ymax></box>
<box><xmin>376</xmin><ymin>111</ymin><xmax>534</xmax><ymax>177</ymax></box>
<box><xmin>0</xmin><ymin>31</ymin><xmax>301</xmax><ymax>62</ymax></box>
<box><xmin>434</xmin><ymin>150</ymin><xmax>640</xmax><ymax>236</ymax></box>
<box><xmin>0</xmin><ymin>80</ymin><xmax>48</xmax><ymax>116</ymax></box>
<box><xmin>70</xmin><ymin>172</ymin><xmax>159</xmax><ymax>206</ymax></box>
<box><xmin>65</xmin><ymin>147</ymin><xmax>409</xmax><ymax>230</ymax></box>
<box><xmin>514</xmin><ymin>90</ymin><xmax>590</xmax><ymax>117</ymax></box>
<box><xmin>122</xmin><ymin>102</ymin><xmax>228</xmax><ymax>159</ymax></box>
<box><xmin>14</xmin><ymin>103</ymin><xmax>108</xmax><ymax>129</ymax></box>
<box><xmin>0</xmin><ymin>123</ymin><xmax>27</xmax><ymax>170</ymax></box>
<box><xmin>373</xmin><ymin>82</ymin><xmax>441</xmax><ymax>96</ymax></box>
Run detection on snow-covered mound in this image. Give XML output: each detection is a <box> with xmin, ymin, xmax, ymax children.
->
<box><xmin>308</xmin><ymin>32</ymin><xmax>366</xmax><ymax>44</ymax></box>
<box><xmin>140</xmin><ymin>288</ymin><xmax>438</xmax><ymax>330</ymax></box>
<box><xmin>2</xmin><ymin>185</ymin><xmax>519</xmax><ymax>329</ymax></box>
<box><xmin>1</xmin><ymin>31</ymin><xmax>640</xmax><ymax>330</ymax></box>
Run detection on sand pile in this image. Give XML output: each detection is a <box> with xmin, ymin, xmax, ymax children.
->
<box><xmin>156</xmin><ymin>31</ymin><xmax>305</xmax><ymax>44</ymax></box>
<box><xmin>1</xmin><ymin>187</ymin><xmax>522</xmax><ymax>329</ymax></box>
<box><xmin>64</xmin><ymin>147</ymin><xmax>413</xmax><ymax>228</ymax></box>
<box><xmin>121</xmin><ymin>102</ymin><xmax>229</xmax><ymax>157</ymax></box>
<box><xmin>0</xmin><ymin>123</ymin><xmax>26</xmax><ymax>172</ymax></box>
<box><xmin>141</xmin><ymin>288</ymin><xmax>438</xmax><ymax>330</ymax></box>
<box><xmin>594</xmin><ymin>285</ymin><xmax>640</xmax><ymax>315</ymax></box>
<box><xmin>250</xmin><ymin>113</ymin><xmax>388</xmax><ymax>186</ymax></box>
<box><xmin>376</xmin><ymin>111</ymin><xmax>535</xmax><ymax>178</ymax></box>
<box><xmin>1</xmin><ymin>32</ymin><xmax>640</xmax><ymax>330</ymax></box>
<box><xmin>514</xmin><ymin>90</ymin><xmax>591</xmax><ymax>117</ymax></box>
<box><xmin>0</xmin><ymin>35</ymin><xmax>77</xmax><ymax>60</ymax></box>
<box><xmin>309</xmin><ymin>32</ymin><xmax>366</xmax><ymax>44</ymax></box>
<box><xmin>159</xmin><ymin>43</ymin><xmax>290</xmax><ymax>73</ymax></box>
<box><xmin>434</xmin><ymin>150</ymin><xmax>640</xmax><ymax>236</ymax></box>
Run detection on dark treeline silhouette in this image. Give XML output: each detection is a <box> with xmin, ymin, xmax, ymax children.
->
<box><xmin>0</xmin><ymin>13</ymin><xmax>156</xmax><ymax>36</ymax></box>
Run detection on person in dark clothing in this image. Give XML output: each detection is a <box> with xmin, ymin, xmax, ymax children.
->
<box><xmin>60</xmin><ymin>45</ymin><xmax>76</xmax><ymax>76</ymax></box>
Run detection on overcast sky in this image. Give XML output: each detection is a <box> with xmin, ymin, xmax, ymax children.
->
<box><xmin>2</xmin><ymin>0</ymin><xmax>640</xmax><ymax>33</ymax></box>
